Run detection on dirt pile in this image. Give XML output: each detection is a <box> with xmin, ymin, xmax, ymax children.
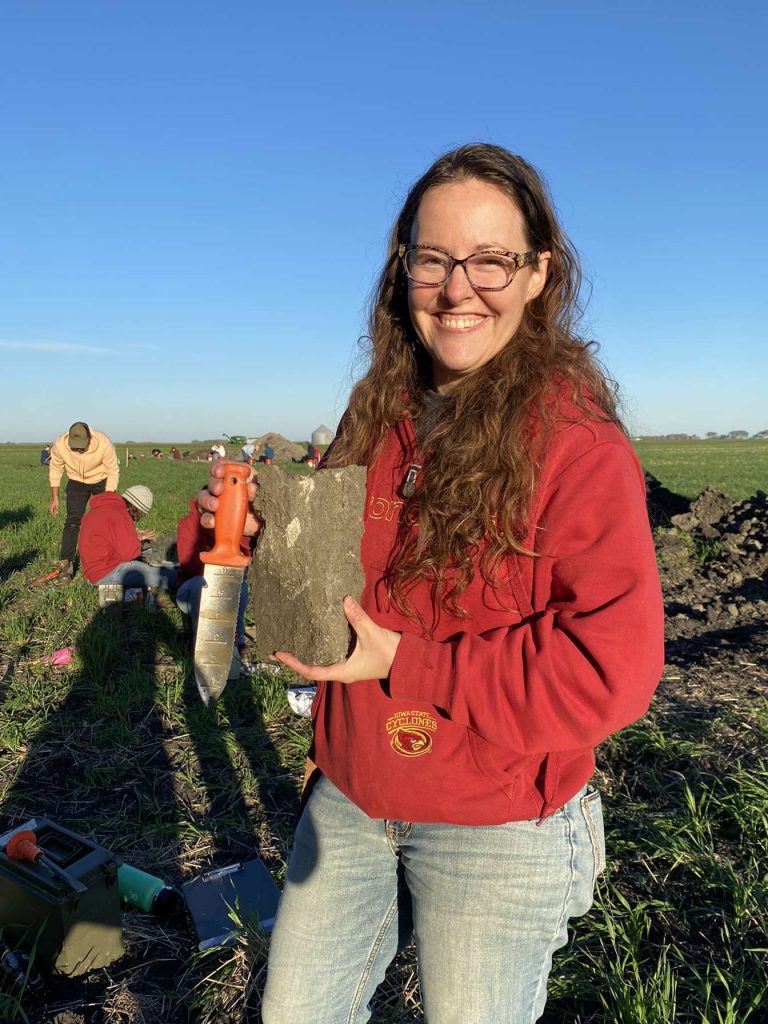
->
<box><xmin>672</xmin><ymin>488</ymin><xmax>768</xmax><ymax>554</ymax></box>
<box><xmin>656</xmin><ymin>488</ymin><xmax>768</xmax><ymax>643</ymax></box>
<box><xmin>254</xmin><ymin>432</ymin><xmax>307</xmax><ymax>461</ymax></box>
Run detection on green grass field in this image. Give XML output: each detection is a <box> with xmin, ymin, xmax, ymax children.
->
<box><xmin>0</xmin><ymin>442</ymin><xmax>766</xmax><ymax>1022</ymax></box>
<box><xmin>632</xmin><ymin>439</ymin><xmax>768</xmax><ymax>501</ymax></box>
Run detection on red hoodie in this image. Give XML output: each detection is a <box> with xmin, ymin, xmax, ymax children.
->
<box><xmin>310</xmin><ymin>405</ymin><xmax>664</xmax><ymax>825</ymax></box>
<box><xmin>79</xmin><ymin>492</ymin><xmax>141</xmax><ymax>583</ymax></box>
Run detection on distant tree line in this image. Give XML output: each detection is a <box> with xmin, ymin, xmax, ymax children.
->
<box><xmin>634</xmin><ymin>430</ymin><xmax>768</xmax><ymax>441</ymax></box>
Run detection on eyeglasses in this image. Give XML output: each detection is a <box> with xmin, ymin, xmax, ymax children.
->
<box><xmin>398</xmin><ymin>243</ymin><xmax>538</xmax><ymax>291</ymax></box>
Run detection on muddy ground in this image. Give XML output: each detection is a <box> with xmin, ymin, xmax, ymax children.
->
<box><xmin>651</xmin><ymin>482</ymin><xmax>768</xmax><ymax>706</ymax></box>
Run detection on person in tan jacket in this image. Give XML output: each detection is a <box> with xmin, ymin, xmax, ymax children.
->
<box><xmin>48</xmin><ymin>421</ymin><xmax>119</xmax><ymax>580</ymax></box>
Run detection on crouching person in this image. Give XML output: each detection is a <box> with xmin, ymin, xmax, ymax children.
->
<box><xmin>79</xmin><ymin>485</ymin><xmax>177</xmax><ymax>595</ymax></box>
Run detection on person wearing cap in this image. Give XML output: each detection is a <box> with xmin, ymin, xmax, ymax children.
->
<box><xmin>78</xmin><ymin>485</ymin><xmax>177</xmax><ymax>590</ymax></box>
<box><xmin>48</xmin><ymin>421</ymin><xmax>119</xmax><ymax>580</ymax></box>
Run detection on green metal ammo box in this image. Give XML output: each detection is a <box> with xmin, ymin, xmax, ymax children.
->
<box><xmin>0</xmin><ymin>817</ymin><xmax>124</xmax><ymax>976</ymax></box>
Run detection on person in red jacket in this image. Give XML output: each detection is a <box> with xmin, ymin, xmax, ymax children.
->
<box><xmin>175</xmin><ymin>497</ymin><xmax>251</xmax><ymax>653</ymax></box>
<box><xmin>79</xmin><ymin>485</ymin><xmax>176</xmax><ymax>590</ymax></box>
<box><xmin>201</xmin><ymin>144</ymin><xmax>664</xmax><ymax>1024</ymax></box>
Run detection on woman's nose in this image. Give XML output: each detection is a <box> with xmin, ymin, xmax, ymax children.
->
<box><xmin>442</xmin><ymin>261</ymin><xmax>475</xmax><ymax>303</ymax></box>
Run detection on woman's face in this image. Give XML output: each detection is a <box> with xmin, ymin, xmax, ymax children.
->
<box><xmin>407</xmin><ymin>178</ymin><xmax>550</xmax><ymax>392</ymax></box>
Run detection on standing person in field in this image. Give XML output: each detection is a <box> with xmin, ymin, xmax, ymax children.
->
<box><xmin>202</xmin><ymin>143</ymin><xmax>665</xmax><ymax>1023</ymax></box>
<box><xmin>48</xmin><ymin>421</ymin><xmax>119</xmax><ymax>581</ymax></box>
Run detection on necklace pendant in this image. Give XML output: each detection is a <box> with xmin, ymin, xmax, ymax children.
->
<box><xmin>401</xmin><ymin>464</ymin><xmax>422</xmax><ymax>498</ymax></box>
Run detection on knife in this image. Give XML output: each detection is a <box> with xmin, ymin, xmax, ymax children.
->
<box><xmin>194</xmin><ymin>462</ymin><xmax>252</xmax><ymax>705</ymax></box>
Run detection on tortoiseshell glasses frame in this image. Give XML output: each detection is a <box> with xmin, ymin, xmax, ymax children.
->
<box><xmin>398</xmin><ymin>243</ymin><xmax>539</xmax><ymax>291</ymax></box>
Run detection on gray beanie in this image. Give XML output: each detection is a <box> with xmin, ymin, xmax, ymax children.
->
<box><xmin>122</xmin><ymin>485</ymin><xmax>153</xmax><ymax>515</ymax></box>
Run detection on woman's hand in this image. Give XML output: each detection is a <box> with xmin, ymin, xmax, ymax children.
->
<box><xmin>138</xmin><ymin>529</ymin><xmax>157</xmax><ymax>542</ymax></box>
<box><xmin>197</xmin><ymin>461</ymin><xmax>261</xmax><ymax>536</ymax></box>
<box><xmin>274</xmin><ymin>596</ymin><xmax>401</xmax><ymax>683</ymax></box>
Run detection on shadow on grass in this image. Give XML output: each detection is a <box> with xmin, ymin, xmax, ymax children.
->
<box><xmin>0</xmin><ymin>595</ymin><xmax>301</xmax><ymax>1023</ymax></box>
<box><xmin>0</xmin><ymin>549</ymin><xmax>39</xmax><ymax>583</ymax></box>
<box><xmin>183</xmin><ymin>672</ymin><xmax>299</xmax><ymax>860</ymax></box>
<box><xmin>0</xmin><ymin>506</ymin><xmax>35</xmax><ymax>531</ymax></box>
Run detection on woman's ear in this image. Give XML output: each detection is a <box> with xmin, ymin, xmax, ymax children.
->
<box><xmin>526</xmin><ymin>251</ymin><xmax>551</xmax><ymax>302</ymax></box>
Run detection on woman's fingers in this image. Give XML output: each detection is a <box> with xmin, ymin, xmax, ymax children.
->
<box><xmin>197</xmin><ymin>465</ymin><xmax>258</xmax><ymax>532</ymax></box>
<box><xmin>273</xmin><ymin>651</ymin><xmax>343</xmax><ymax>681</ymax></box>
<box><xmin>341</xmin><ymin>594</ymin><xmax>367</xmax><ymax>628</ymax></box>
<box><xmin>197</xmin><ymin>487</ymin><xmax>219</xmax><ymax>514</ymax></box>
<box><xmin>197</xmin><ymin>489</ymin><xmax>218</xmax><ymax>530</ymax></box>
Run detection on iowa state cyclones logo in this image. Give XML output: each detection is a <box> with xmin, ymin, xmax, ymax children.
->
<box><xmin>386</xmin><ymin>710</ymin><xmax>438</xmax><ymax>757</ymax></box>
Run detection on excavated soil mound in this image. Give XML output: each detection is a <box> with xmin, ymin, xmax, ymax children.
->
<box><xmin>652</xmin><ymin>486</ymin><xmax>767</xmax><ymax>735</ymax></box>
<box><xmin>254</xmin><ymin>432</ymin><xmax>307</xmax><ymax>461</ymax></box>
<box><xmin>668</xmin><ymin>486</ymin><xmax>735</xmax><ymax>535</ymax></box>
<box><xmin>656</xmin><ymin>487</ymin><xmax>768</xmax><ymax>646</ymax></box>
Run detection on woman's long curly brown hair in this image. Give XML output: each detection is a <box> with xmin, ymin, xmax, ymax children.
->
<box><xmin>327</xmin><ymin>143</ymin><xmax>620</xmax><ymax>618</ymax></box>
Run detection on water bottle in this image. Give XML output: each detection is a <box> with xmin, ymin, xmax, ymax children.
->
<box><xmin>117</xmin><ymin>863</ymin><xmax>180</xmax><ymax>915</ymax></box>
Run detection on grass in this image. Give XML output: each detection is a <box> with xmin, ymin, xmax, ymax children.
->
<box><xmin>544</xmin><ymin>704</ymin><xmax>768</xmax><ymax>1023</ymax></box>
<box><xmin>0</xmin><ymin>443</ymin><xmax>767</xmax><ymax>1022</ymax></box>
<box><xmin>632</xmin><ymin>439</ymin><xmax>768</xmax><ymax>501</ymax></box>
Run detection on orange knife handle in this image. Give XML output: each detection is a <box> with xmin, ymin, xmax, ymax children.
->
<box><xmin>200</xmin><ymin>462</ymin><xmax>252</xmax><ymax>568</ymax></box>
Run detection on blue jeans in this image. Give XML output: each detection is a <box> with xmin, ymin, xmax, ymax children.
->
<box><xmin>96</xmin><ymin>561</ymin><xmax>177</xmax><ymax>589</ymax></box>
<box><xmin>262</xmin><ymin>775</ymin><xmax>605</xmax><ymax>1024</ymax></box>
<box><xmin>175</xmin><ymin>575</ymin><xmax>248</xmax><ymax>646</ymax></box>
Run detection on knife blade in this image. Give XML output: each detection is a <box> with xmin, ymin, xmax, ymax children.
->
<box><xmin>194</xmin><ymin>462</ymin><xmax>252</xmax><ymax>704</ymax></box>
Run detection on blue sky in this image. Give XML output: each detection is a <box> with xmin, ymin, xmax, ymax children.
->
<box><xmin>1</xmin><ymin>1</ymin><xmax>765</xmax><ymax>442</ymax></box>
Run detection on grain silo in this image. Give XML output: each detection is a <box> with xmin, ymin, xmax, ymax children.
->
<box><xmin>311</xmin><ymin>424</ymin><xmax>333</xmax><ymax>446</ymax></box>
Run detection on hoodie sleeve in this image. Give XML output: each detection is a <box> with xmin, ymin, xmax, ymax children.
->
<box><xmin>176</xmin><ymin>506</ymin><xmax>206</xmax><ymax>583</ymax></box>
<box><xmin>388</xmin><ymin>439</ymin><xmax>664</xmax><ymax>754</ymax></box>
<box><xmin>48</xmin><ymin>437</ymin><xmax>66</xmax><ymax>488</ymax></box>
<box><xmin>102</xmin><ymin>439</ymin><xmax>119</xmax><ymax>491</ymax></box>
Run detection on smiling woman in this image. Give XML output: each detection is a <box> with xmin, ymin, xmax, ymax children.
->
<box><xmin>321</xmin><ymin>144</ymin><xmax>619</xmax><ymax>615</ymax></box>
<box><xmin>248</xmin><ymin>143</ymin><xmax>666</xmax><ymax>1024</ymax></box>
<box><xmin>405</xmin><ymin>178</ymin><xmax>550</xmax><ymax>390</ymax></box>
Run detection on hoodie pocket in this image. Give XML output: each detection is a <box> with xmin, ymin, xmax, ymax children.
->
<box><xmin>468</xmin><ymin>731</ymin><xmax>540</xmax><ymax>806</ymax></box>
